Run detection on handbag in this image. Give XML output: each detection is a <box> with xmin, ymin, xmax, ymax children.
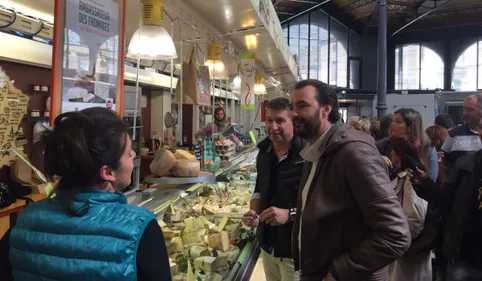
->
<box><xmin>0</xmin><ymin>182</ymin><xmax>16</xmax><ymax>208</ymax></box>
<box><xmin>392</xmin><ymin>171</ymin><xmax>428</xmax><ymax>239</ymax></box>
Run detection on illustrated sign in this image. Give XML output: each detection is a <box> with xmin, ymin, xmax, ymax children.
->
<box><xmin>240</xmin><ymin>52</ymin><xmax>256</xmax><ymax>111</ymax></box>
<box><xmin>0</xmin><ymin>67</ymin><xmax>29</xmax><ymax>168</ymax></box>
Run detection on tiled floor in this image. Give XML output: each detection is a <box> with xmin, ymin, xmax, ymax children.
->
<box><xmin>250</xmin><ymin>256</ymin><xmax>267</xmax><ymax>281</ymax></box>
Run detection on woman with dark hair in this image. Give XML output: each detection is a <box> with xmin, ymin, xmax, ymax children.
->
<box><xmin>0</xmin><ymin>108</ymin><xmax>171</xmax><ymax>281</ymax></box>
<box><xmin>377</xmin><ymin>108</ymin><xmax>438</xmax><ymax>182</ymax></box>
<box><xmin>389</xmin><ymin>135</ymin><xmax>431</xmax><ymax>281</ymax></box>
<box><xmin>426</xmin><ymin>125</ymin><xmax>449</xmax><ymax>184</ymax></box>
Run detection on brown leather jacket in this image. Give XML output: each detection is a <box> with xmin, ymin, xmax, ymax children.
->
<box><xmin>292</xmin><ymin>122</ymin><xmax>411</xmax><ymax>281</ymax></box>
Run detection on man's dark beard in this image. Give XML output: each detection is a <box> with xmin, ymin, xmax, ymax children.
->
<box><xmin>214</xmin><ymin>118</ymin><xmax>227</xmax><ymax>131</ymax></box>
<box><xmin>293</xmin><ymin>110</ymin><xmax>321</xmax><ymax>139</ymax></box>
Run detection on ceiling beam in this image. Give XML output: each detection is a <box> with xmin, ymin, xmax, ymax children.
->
<box><xmin>339</xmin><ymin>0</ymin><xmax>377</xmax><ymax>12</ymax></box>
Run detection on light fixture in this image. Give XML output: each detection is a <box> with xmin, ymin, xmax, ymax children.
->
<box><xmin>254</xmin><ymin>73</ymin><xmax>266</xmax><ymax>95</ymax></box>
<box><xmin>127</xmin><ymin>0</ymin><xmax>177</xmax><ymax>60</ymax></box>
<box><xmin>232</xmin><ymin>75</ymin><xmax>241</xmax><ymax>89</ymax></box>
<box><xmin>204</xmin><ymin>43</ymin><xmax>228</xmax><ymax>80</ymax></box>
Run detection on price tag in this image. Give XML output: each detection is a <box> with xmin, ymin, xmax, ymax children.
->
<box><xmin>218</xmin><ymin>216</ymin><xmax>229</xmax><ymax>232</ymax></box>
<box><xmin>187</xmin><ymin>261</ymin><xmax>196</xmax><ymax>281</ymax></box>
<box><xmin>249</xmin><ymin>131</ymin><xmax>257</xmax><ymax>145</ymax></box>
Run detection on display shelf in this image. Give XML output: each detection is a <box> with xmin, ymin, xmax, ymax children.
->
<box><xmin>145</xmin><ymin>171</ymin><xmax>215</xmax><ymax>185</ymax></box>
<box><xmin>26</xmin><ymin>116</ymin><xmax>49</xmax><ymax>121</ymax></box>
<box><xmin>129</xmin><ymin>146</ymin><xmax>259</xmax><ymax>281</ymax></box>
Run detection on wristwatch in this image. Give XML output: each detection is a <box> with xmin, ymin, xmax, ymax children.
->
<box><xmin>288</xmin><ymin>208</ymin><xmax>296</xmax><ymax>222</ymax></box>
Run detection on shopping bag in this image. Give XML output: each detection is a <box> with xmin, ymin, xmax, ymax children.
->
<box><xmin>174</xmin><ymin>46</ymin><xmax>211</xmax><ymax>106</ymax></box>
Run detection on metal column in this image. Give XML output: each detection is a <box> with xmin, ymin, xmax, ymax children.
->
<box><xmin>376</xmin><ymin>0</ymin><xmax>388</xmax><ymax>117</ymax></box>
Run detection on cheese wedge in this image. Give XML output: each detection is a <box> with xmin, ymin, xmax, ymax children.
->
<box><xmin>194</xmin><ymin>256</ymin><xmax>228</xmax><ymax>273</ymax></box>
<box><xmin>220</xmin><ymin>231</ymin><xmax>230</xmax><ymax>252</ymax></box>
<box><xmin>189</xmin><ymin>245</ymin><xmax>211</xmax><ymax>259</ymax></box>
<box><xmin>175</xmin><ymin>149</ymin><xmax>196</xmax><ymax>160</ymax></box>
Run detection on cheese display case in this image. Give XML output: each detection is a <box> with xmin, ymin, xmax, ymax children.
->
<box><xmin>127</xmin><ymin>147</ymin><xmax>260</xmax><ymax>281</ymax></box>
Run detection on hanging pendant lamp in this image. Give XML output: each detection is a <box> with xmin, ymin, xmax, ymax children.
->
<box><xmin>204</xmin><ymin>43</ymin><xmax>228</xmax><ymax>80</ymax></box>
<box><xmin>127</xmin><ymin>0</ymin><xmax>177</xmax><ymax>60</ymax></box>
<box><xmin>254</xmin><ymin>73</ymin><xmax>266</xmax><ymax>95</ymax></box>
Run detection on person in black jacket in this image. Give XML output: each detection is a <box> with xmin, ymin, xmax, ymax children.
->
<box><xmin>414</xmin><ymin>149</ymin><xmax>482</xmax><ymax>280</ymax></box>
<box><xmin>243</xmin><ymin>98</ymin><xmax>305</xmax><ymax>281</ymax></box>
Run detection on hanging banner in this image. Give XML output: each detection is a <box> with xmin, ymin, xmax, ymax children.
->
<box><xmin>51</xmin><ymin>0</ymin><xmax>126</xmax><ymax>122</ymax></box>
<box><xmin>240</xmin><ymin>52</ymin><xmax>256</xmax><ymax>111</ymax></box>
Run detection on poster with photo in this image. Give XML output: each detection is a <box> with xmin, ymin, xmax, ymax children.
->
<box><xmin>61</xmin><ymin>0</ymin><xmax>120</xmax><ymax>113</ymax></box>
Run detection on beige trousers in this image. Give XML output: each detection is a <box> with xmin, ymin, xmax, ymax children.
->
<box><xmin>260</xmin><ymin>249</ymin><xmax>300</xmax><ymax>281</ymax></box>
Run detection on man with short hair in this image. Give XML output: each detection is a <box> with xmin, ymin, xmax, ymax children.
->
<box><xmin>441</xmin><ymin>94</ymin><xmax>482</xmax><ymax>168</ymax></box>
<box><xmin>290</xmin><ymin>79</ymin><xmax>410</xmax><ymax>281</ymax></box>
<box><xmin>435</xmin><ymin>114</ymin><xmax>454</xmax><ymax>131</ymax></box>
<box><xmin>243</xmin><ymin>98</ymin><xmax>305</xmax><ymax>281</ymax></box>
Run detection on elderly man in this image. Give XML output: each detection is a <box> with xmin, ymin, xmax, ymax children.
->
<box><xmin>441</xmin><ymin>94</ymin><xmax>482</xmax><ymax>168</ymax></box>
<box><xmin>289</xmin><ymin>79</ymin><xmax>410</xmax><ymax>281</ymax></box>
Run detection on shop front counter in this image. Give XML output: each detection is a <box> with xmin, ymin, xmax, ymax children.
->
<box><xmin>128</xmin><ymin>147</ymin><xmax>260</xmax><ymax>281</ymax></box>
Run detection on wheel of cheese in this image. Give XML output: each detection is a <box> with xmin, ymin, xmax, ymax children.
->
<box><xmin>171</xmin><ymin>159</ymin><xmax>200</xmax><ymax>177</ymax></box>
<box><xmin>150</xmin><ymin>148</ymin><xmax>177</xmax><ymax>177</ymax></box>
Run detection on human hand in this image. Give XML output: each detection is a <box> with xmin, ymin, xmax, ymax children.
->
<box><xmin>242</xmin><ymin>209</ymin><xmax>259</xmax><ymax>227</ymax></box>
<box><xmin>323</xmin><ymin>272</ymin><xmax>336</xmax><ymax>281</ymax></box>
<box><xmin>382</xmin><ymin>156</ymin><xmax>392</xmax><ymax>169</ymax></box>
<box><xmin>259</xmin><ymin>207</ymin><xmax>289</xmax><ymax>226</ymax></box>
<box><xmin>437</xmin><ymin>151</ymin><xmax>444</xmax><ymax>162</ymax></box>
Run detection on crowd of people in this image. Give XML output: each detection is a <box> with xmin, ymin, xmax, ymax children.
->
<box><xmin>1</xmin><ymin>79</ymin><xmax>482</xmax><ymax>281</ymax></box>
<box><xmin>243</xmin><ymin>79</ymin><xmax>482</xmax><ymax>281</ymax></box>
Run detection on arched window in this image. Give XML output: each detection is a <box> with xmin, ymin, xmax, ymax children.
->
<box><xmin>395</xmin><ymin>44</ymin><xmax>444</xmax><ymax>90</ymax></box>
<box><xmin>283</xmin><ymin>11</ymin><xmax>355</xmax><ymax>88</ymax></box>
<box><xmin>452</xmin><ymin>41</ymin><xmax>479</xmax><ymax>91</ymax></box>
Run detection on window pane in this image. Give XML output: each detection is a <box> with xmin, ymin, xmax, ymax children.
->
<box><xmin>289</xmin><ymin>15</ymin><xmax>309</xmax><ymax>80</ymax></box>
<box><xmin>394</xmin><ymin>44</ymin><xmax>420</xmax><ymax>90</ymax></box>
<box><xmin>420</xmin><ymin>45</ymin><xmax>444</xmax><ymax>90</ymax></box>
<box><xmin>309</xmin><ymin>10</ymin><xmax>329</xmax><ymax>82</ymax></box>
<box><xmin>329</xmin><ymin>19</ymin><xmax>348</xmax><ymax>87</ymax></box>
<box><xmin>395</xmin><ymin>47</ymin><xmax>401</xmax><ymax>90</ymax></box>
<box><xmin>395</xmin><ymin>43</ymin><xmax>444</xmax><ymax>90</ymax></box>
<box><xmin>349</xmin><ymin>59</ymin><xmax>360</xmax><ymax>89</ymax></box>
<box><xmin>453</xmin><ymin>42</ymin><xmax>477</xmax><ymax>91</ymax></box>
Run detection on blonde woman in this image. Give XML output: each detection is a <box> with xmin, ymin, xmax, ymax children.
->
<box><xmin>349</xmin><ymin>116</ymin><xmax>371</xmax><ymax>134</ymax></box>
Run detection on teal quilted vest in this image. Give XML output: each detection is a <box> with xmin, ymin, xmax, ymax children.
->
<box><xmin>9</xmin><ymin>191</ymin><xmax>155</xmax><ymax>281</ymax></box>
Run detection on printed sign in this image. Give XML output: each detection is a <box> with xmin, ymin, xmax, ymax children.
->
<box><xmin>240</xmin><ymin>52</ymin><xmax>256</xmax><ymax>111</ymax></box>
<box><xmin>61</xmin><ymin>0</ymin><xmax>120</xmax><ymax>113</ymax></box>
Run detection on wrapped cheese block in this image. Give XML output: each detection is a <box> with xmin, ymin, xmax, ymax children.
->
<box><xmin>189</xmin><ymin>245</ymin><xmax>211</xmax><ymax>259</ymax></box>
<box><xmin>208</xmin><ymin>233</ymin><xmax>221</xmax><ymax>249</ymax></box>
<box><xmin>175</xmin><ymin>149</ymin><xmax>196</xmax><ymax>160</ymax></box>
<box><xmin>194</xmin><ymin>256</ymin><xmax>228</xmax><ymax>273</ymax></box>
<box><xmin>209</xmin><ymin>273</ymin><xmax>223</xmax><ymax>281</ymax></box>
<box><xmin>162</xmin><ymin>228</ymin><xmax>181</xmax><ymax>240</ymax></box>
<box><xmin>171</xmin><ymin>159</ymin><xmax>201</xmax><ymax>177</ymax></box>
<box><xmin>171</xmin><ymin>237</ymin><xmax>184</xmax><ymax>252</ymax></box>
<box><xmin>170</xmin><ymin>263</ymin><xmax>178</xmax><ymax>277</ymax></box>
<box><xmin>220</xmin><ymin>231</ymin><xmax>230</xmax><ymax>252</ymax></box>
<box><xmin>218</xmin><ymin>246</ymin><xmax>240</xmax><ymax>263</ymax></box>
<box><xmin>150</xmin><ymin>148</ymin><xmax>177</xmax><ymax>177</ymax></box>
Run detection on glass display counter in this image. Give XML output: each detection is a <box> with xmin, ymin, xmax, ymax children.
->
<box><xmin>127</xmin><ymin>147</ymin><xmax>260</xmax><ymax>281</ymax></box>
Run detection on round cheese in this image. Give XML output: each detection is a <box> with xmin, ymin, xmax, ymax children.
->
<box><xmin>171</xmin><ymin>160</ymin><xmax>200</xmax><ymax>177</ymax></box>
<box><xmin>150</xmin><ymin>148</ymin><xmax>177</xmax><ymax>177</ymax></box>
